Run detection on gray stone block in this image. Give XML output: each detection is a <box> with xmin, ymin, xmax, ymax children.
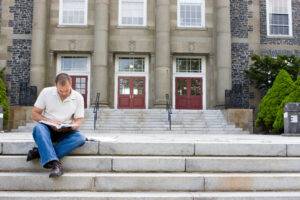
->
<box><xmin>71</xmin><ymin>141</ymin><xmax>99</xmax><ymax>155</ymax></box>
<box><xmin>0</xmin><ymin>156</ymin><xmax>111</xmax><ymax>172</ymax></box>
<box><xmin>195</xmin><ymin>143</ymin><xmax>286</xmax><ymax>156</ymax></box>
<box><xmin>186</xmin><ymin>157</ymin><xmax>300</xmax><ymax>172</ymax></box>
<box><xmin>2</xmin><ymin>141</ymin><xmax>35</xmax><ymax>154</ymax></box>
<box><xmin>99</xmin><ymin>142</ymin><xmax>195</xmax><ymax>155</ymax></box>
<box><xmin>95</xmin><ymin>174</ymin><xmax>204</xmax><ymax>191</ymax></box>
<box><xmin>204</xmin><ymin>174</ymin><xmax>300</xmax><ymax>191</ymax></box>
<box><xmin>0</xmin><ymin>172</ymin><xmax>94</xmax><ymax>191</ymax></box>
<box><xmin>112</xmin><ymin>157</ymin><xmax>185</xmax><ymax>172</ymax></box>
<box><xmin>287</xmin><ymin>144</ymin><xmax>300</xmax><ymax>156</ymax></box>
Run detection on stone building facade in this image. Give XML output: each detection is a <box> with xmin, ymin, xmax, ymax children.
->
<box><xmin>0</xmin><ymin>0</ymin><xmax>299</xmax><ymax>110</ymax></box>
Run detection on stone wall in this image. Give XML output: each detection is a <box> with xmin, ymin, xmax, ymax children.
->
<box><xmin>7</xmin><ymin>0</ymin><xmax>33</xmax><ymax>105</ymax></box>
<box><xmin>229</xmin><ymin>0</ymin><xmax>251</xmax><ymax>108</ymax></box>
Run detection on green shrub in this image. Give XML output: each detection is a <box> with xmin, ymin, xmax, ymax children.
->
<box><xmin>0</xmin><ymin>68</ymin><xmax>9</xmax><ymax>128</ymax></box>
<box><xmin>245</xmin><ymin>54</ymin><xmax>300</xmax><ymax>94</ymax></box>
<box><xmin>256</xmin><ymin>69</ymin><xmax>295</xmax><ymax>133</ymax></box>
<box><xmin>273</xmin><ymin>77</ymin><xmax>300</xmax><ymax>133</ymax></box>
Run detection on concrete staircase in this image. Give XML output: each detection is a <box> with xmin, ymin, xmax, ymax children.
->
<box><xmin>1</xmin><ymin>133</ymin><xmax>300</xmax><ymax>199</ymax></box>
<box><xmin>13</xmin><ymin>109</ymin><xmax>248</xmax><ymax>134</ymax></box>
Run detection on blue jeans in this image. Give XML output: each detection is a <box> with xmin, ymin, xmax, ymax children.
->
<box><xmin>32</xmin><ymin>123</ymin><xmax>86</xmax><ymax>168</ymax></box>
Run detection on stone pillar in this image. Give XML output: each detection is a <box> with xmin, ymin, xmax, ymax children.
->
<box><xmin>155</xmin><ymin>0</ymin><xmax>171</xmax><ymax>107</ymax></box>
<box><xmin>216</xmin><ymin>0</ymin><xmax>232</xmax><ymax>105</ymax></box>
<box><xmin>30</xmin><ymin>0</ymin><xmax>48</xmax><ymax>94</ymax></box>
<box><xmin>92</xmin><ymin>0</ymin><xmax>109</xmax><ymax>106</ymax></box>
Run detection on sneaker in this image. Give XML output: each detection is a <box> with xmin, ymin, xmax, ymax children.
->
<box><xmin>49</xmin><ymin>160</ymin><xmax>64</xmax><ymax>178</ymax></box>
<box><xmin>26</xmin><ymin>147</ymin><xmax>40</xmax><ymax>162</ymax></box>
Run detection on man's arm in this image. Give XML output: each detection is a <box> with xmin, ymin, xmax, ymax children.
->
<box><xmin>32</xmin><ymin>107</ymin><xmax>61</xmax><ymax>125</ymax></box>
<box><xmin>71</xmin><ymin>118</ymin><xmax>84</xmax><ymax>130</ymax></box>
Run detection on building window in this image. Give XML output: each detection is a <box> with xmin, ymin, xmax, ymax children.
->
<box><xmin>59</xmin><ymin>0</ymin><xmax>88</xmax><ymax>26</ymax></box>
<box><xmin>177</xmin><ymin>0</ymin><xmax>205</xmax><ymax>28</ymax></box>
<box><xmin>118</xmin><ymin>57</ymin><xmax>145</xmax><ymax>72</ymax></box>
<box><xmin>176</xmin><ymin>58</ymin><xmax>202</xmax><ymax>73</ymax></box>
<box><xmin>266</xmin><ymin>0</ymin><xmax>292</xmax><ymax>36</ymax></box>
<box><xmin>60</xmin><ymin>56</ymin><xmax>88</xmax><ymax>72</ymax></box>
<box><xmin>119</xmin><ymin>0</ymin><xmax>147</xmax><ymax>26</ymax></box>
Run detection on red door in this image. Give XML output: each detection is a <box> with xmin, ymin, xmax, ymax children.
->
<box><xmin>118</xmin><ymin>76</ymin><xmax>145</xmax><ymax>109</ymax></box>
<box><xmin>176</xmin><ymin>77</ymin><xmax>202</xmax><ymax>109</ymax></box>
<box><xmin>71</xmin><ymin>75</ymin><xmax>88</xmax><ymax>108</ymax></box>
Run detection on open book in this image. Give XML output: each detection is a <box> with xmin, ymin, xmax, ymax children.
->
<box><xmin>39</xmin><ymin>120</ymin><xmax>74</xmax><ymax>130</ymax></box>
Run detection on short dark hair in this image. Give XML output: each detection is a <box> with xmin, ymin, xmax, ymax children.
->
<box><xmin>55</xmin><ymin>73</ymin><xmax>71</xmax><ymax>86</ymax></box>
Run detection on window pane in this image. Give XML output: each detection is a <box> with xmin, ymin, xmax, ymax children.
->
<box><xmin>61</xmin><ymin>0</ymin><xmax>87</xmax><ymax>25</ymax></box>
<box><xmin>121</xmin><ymin>0</ymin><xmax>145</xmax><ymax>25</ymax></box>
<box><xmin>133</xmin><ymin>79</ymin><xmax>144</xmax><ymax>95</ymax></box>
<box><xmin>268</xmin><ymin>0</ymin><xmax>291</xmax><ymax>35</ymax></box>
<box><xmin>61</xmin><ymin>56</ymin><xmax>88</xmax><ymax>71</ymax></box>
<box><xmin>177</xmin><ymin>79</ymin><xmax>187</xmax><ymax>96</ymax></box>
<box><xmin>119</xmin><ymin>78</ymin><xmax>130</xmax><ymax>95</ymax></box>
<box><xmin>176</xmin><ymin>58</ymin><xmax>202</xmax><ymax>73</ymax></box>
<box><xmin>119</xmin><ymin>57</ymin><xmax>145</xmax><ymax>72</ymax></box>
<box><xmin>191</xmin><ymin>78</ymin><xmax>202</xmax><ymax>96</ymax></box>
<box><xmin>179</xmin><ymin>0</ymin><xmax>202</xmax><ymax>27</ymax></box>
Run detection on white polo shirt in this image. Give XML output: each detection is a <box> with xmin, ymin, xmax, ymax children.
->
<box><xmin>34</xmin><ymin>87</ymin><xmax>84</xmax><ymax>124</ymax></box>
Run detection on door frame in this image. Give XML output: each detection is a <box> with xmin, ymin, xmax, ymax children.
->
<box><xmin>172</xmin><ymin>56</ymin><xmax>206</xmax><ymax>110</ymax></box>
<box><xmin>57</xmin><ymin>54</ymin><xmax>91</xmax><ymax>108</ymax></box>
<box><xmin>114</xmin><ymin>55</ymin><xmax>149</xmax><ymax>109</ymax></box>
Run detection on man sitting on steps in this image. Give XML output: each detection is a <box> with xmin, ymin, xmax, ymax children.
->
<box><xmin>26</xmin><ymin>73</ymin><xmax>86</xmax><ymax>178</ymax></box>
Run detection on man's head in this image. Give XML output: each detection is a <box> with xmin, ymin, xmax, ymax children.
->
<box><xmin>55</xmin><ymin>73</ymin><xmax>72</xmax><ymax>99</ymax></box>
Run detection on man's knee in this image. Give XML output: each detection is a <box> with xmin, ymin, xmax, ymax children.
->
<box><xmin>32</xmin><ymin>123</ymin><xmax>49</xmax><ymax>139</ymax></box>
<box><xmin>74</xmin><ymin>132</ymin><xmax>86</xmax><ymax>147</ymax></box>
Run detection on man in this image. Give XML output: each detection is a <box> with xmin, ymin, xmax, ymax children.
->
<box><xmin>26</xmin><ymin>73</ymin><xmax>86</xmax><ymax>178</ymax></box>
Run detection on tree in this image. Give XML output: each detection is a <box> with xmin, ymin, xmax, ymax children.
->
<box><xmin>256</xmin><ymin>69</ymin><xmax>295</xmax><ymax>133</ymax></box>
<box><xmin>0</xmin><ymin>68</ymin><xmax>9</xmax><ymax>128</ymax></box>
<box><xmin>245</xmin><ymin>54</ymin><xmax>300</xmax><ymax>94</ymax></box>
<box><xmin>273</xmin><ymin>77</ymin><xmax>300</xmax><ymax>133</ymax></box>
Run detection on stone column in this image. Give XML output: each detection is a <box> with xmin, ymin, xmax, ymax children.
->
<box><xmin>155</xmin><ymin>0</ymin><xmax>171</xmax><ymax>107</ymax></box>
<box><xmin>30</xmin><ymin>0</ymin><xmax>48</xmax><ymax>94</ymax></box>
<box><xmin>92</xmin><ymin>0</ymin><xmax>109</xmax><ymax>106</ymax></box>
<box><xmin>216</xmin><ymin>0</ymin><xmax>232</xmax><ymax>105</ymax></box>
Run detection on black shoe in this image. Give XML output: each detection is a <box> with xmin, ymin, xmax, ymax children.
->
<box><xmin>26</xmin><ymin>147</ymin><xmax>40</xmax><ymax>162</ymax></box>
<box><xmin>49</xmin><ymin>160</ymin><xmax>64</xmax><ymax>178</ymax></box>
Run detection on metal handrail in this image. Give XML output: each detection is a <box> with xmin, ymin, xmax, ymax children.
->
<box><xmin>165</xmin><ymin>94</ymin><xmax>172</xmax><ymax>130</ymax></box>
<box><xmin>93</xmin><ymin>92</ymin><xmax>100</xmax><ymax>130</ymax></box>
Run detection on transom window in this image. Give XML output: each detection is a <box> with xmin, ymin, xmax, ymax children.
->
<box><xmin>119</xmin><ymin>57</ymin><xmax>145</xmax><ymax>72</ymax></box>
<box><xmin>60</xmin><ymin>56</ymin><xmax>88</xmax><ymax>72</ymax></box>
<box><xmin>266</xmin><ymin>0</ymin><xmax>292</xmax><ymax>36</ymax></box>
<box><xmin>177</xmin><ymin>0</ymin><xmax>205</xmax><ymax>28</ymax></box>
<box><xmin>59</xmin><ymin>0</ymin><xmax>88</xmax><ymax>25</ymax></box>
<box><xmin>176</xmin><ymin>58</ymin><xmax>202</xmax><ymax>73</ymax></box>
<box><xmin>119</xmin><ymin>0</ymin><xmax>147</xmax><ymax>26</ymax></box>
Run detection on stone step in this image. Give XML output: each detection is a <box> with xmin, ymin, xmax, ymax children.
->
<box><xmin>0</xmin><ymin>139</ymin><xmax>293</xmax><ymax>156</ymax></box>
<box><xmin>1</xmin><ymin>172</ymin><xmax>300</xmax><ymax>191</ymax></box>
<box><xmin>1</xmin><ymin>191</ymin><xmax>300</xmax><ymax>200</ymax></box>
<box><xmin>3</xmin><ymin>156</ymin><xmax>300</xmax><ymax>173</ymax></box>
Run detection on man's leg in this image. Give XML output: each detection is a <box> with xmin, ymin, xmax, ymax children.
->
<box><xmin>32</xmin><ymin>123</ymin><xmax>59</xmax><ymax>167</ymax></box>
<box><xmin>53</xmin><ymin>130</ymin><xmax>86</xmax><ymax>159</ymax></box>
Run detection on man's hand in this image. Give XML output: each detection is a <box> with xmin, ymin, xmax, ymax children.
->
<box><xmin>71</xmin><ymin>118</ymin><xmax>84</xmax><ymax>131</ymax></box>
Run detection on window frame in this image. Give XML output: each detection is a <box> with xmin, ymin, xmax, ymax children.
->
<box><xmin>59</xmin><ymin>0</ymin><xmax>88</xmax><ymax>26</ymax></box>
<box><xmin>177</xmin><ymin>0</ymin><xmax>206</xmax><ymax>28</ymax></box>
<box><xmin>118</xmin><ymin>0</ymin><xmax>147</xmax><ymax>27</ymax></box>
<box><xmin>266</xmin><ymin>0</ymin><xmax>293</xmax><ymax>37</ymax></box>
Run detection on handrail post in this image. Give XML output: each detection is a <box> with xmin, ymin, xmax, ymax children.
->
<box><xmin>93</xmin><ymin>92</ymin><xmax>100</xmax><ymax>130</ymax></box>
<box><xmin>165</xmin><ymin>94</ymin><xmax>172</xmax><ymax>130</ymax></box>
